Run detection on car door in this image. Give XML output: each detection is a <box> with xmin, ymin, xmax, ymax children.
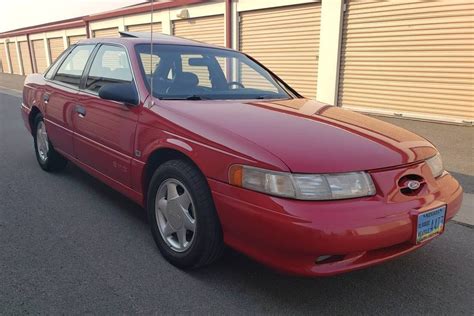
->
<box><xmin>43</xmin><ymin>44</ymin><xmax>96</xmax><ymax>157</ymax></box>
<box><xmin>73</xmin><ymin>44</ymin><xmax>140</xmax><ymax>187</ymax></box>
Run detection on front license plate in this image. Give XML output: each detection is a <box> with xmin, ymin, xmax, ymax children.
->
<box><xmin>416</xmin><ymin>205</ymin><xmax>446</xmax><ymax>243</ymax></box>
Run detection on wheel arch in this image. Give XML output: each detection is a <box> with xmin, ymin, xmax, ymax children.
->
<box><xmin>29</xmin><ymin>106</ymin><xmax>41</xmax><ymax>135</ymax></box>
<box><xmin>142</xmin><ymin>146</ymin><xmax>207</xmax><ymax>205</ymax></box>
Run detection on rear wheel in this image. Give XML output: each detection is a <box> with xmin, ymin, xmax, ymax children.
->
<box><xmin>147</xmin><ymin>159</ymin><xmax>224</xmax><ymax>269</ymax></box>
<box><xmin>33</xmin><ymin>114</ymin><xmax>67</xmax><ymax>172</ymax></box>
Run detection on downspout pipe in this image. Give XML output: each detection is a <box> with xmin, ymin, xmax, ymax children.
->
<box><xmin>26</xmin><ymin>34</ymin><xmax>37</xmax><ymax>73</ymax></box>
<box><xmin>85</xmin><ymin>20</ymin><xmax>91</xmax><ymax>38</ymax></box>
<box><xmin>225</xmin><ymin>0</ymin><xmax>232</xmax><ymax>48</ymax></box>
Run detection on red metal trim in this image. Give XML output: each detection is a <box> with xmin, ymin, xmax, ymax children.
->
<box><xmin>84</xmin><ymin>0</ymin><xmax>205</xmax><ymax>22</ymax></box>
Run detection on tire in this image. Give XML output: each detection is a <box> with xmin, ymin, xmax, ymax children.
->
<box><xmin>147</xmin><ymin>159</ymin><xmax>224</xmax><ymax>269</ymax></box>
<box><xmin>33</xmin><ymin>113</ymin><xmax>67</xmax><ymax>172</ymax></box>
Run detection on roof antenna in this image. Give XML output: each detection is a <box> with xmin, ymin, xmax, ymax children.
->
<box><xmin>150</xmin><ymin>0</ymin><xmax>154</xmax><ymax>107</ymax></box>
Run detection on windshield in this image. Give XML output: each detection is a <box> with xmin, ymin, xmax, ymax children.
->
<box><xmin>135</xmin><ymin>44</ymin><xmax>293</xmax><ymax>100</ymax></box>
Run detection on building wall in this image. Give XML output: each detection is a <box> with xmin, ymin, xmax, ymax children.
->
<box><xmin>0</xmin><ymin>0</ymin><xmax>472</xmax><ymax>124</ymax></box>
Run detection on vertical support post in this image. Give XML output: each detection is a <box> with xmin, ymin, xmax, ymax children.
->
<box><xmin>231</xmin><ymin>0</ymin><xmax>238</xmax><ymax>50</ymax></box>
<box><xmin>15</xmin><ymin>40</ymin><xmax>24</xmax><ymax>75</ymax></box>
<box><xmin>27</xmin><ymin>34</ymin><xmax>37</xmax><ymax>73</ymax></box>
<box><xmin>118</xmin><ymin>17</ymin><xmax>126</xmax><ymax>32</ymax></box>
<box><xmin>4</xmin><ymin>40</ymin><xmax>13</xmax><ymax>74</ymax></box>
<box><xmin>85</xmin><ymin>21</ymin><xmax>91</xmax><ymax>38</ymax></box>
<box><xmin>225</xmin><ymin>0</ymin><xmax>232</xmax><ymax>49</ymax></box>
<box><xmin>62</xmin><ymin>30</ymin><xmax>68</xmax><ymax>48</ymax></box>
<box><xmin>44</xmin><ymin>34</ymin><xmax>51</xmax><ymax>67</ymax></box>
<box><xmin>162</xmin><ymin>9</ymin><xmax>172</xmax><ymax>35</ymax></box>
<box><xmin>316</xmin><ymin>0</ymin><xmax>345</xmax><ymax>105</ymax></box>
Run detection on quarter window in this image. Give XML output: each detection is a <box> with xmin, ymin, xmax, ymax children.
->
<box><xmin>54</xmin><ymin>45</ymin><xmax>95</xmax><ymax>87</ymax></box>
<box><xmin>85</xmin><ymin>45</ymin><xmax>133</xmax><ymax>93</ymax></box>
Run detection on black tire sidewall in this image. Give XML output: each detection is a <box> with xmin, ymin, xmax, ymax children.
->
<box><xmin>147</xmin><ymin>160</ymin><xmax>222</xmax><ymax>269</ymax></box>
<box><xmin>33</xmin><ymin>114</ymin><xmax>50</xmax><ymax>170</ymax></box>
<box><xmin>32</xmin><ymin>113</ymin><xmax>67</xmax><ymax>171</ymax></box>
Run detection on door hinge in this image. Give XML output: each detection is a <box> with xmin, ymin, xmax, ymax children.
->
<box><xmin>134</xmin><ymin>150</ymin><xmax>142</xmax><ymax>158</ymax></box>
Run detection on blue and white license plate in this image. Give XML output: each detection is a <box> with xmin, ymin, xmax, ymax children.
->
<box><xmin>416</xmin><ymin>205</ymin><xmax>446</xmax><ymax>243</ymax></box>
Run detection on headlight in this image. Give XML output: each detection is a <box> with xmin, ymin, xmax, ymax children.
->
<box><xmin>426</xmin><ymin>153</ymin><xmax>444</xmax><ymax>178</ymax></box>
<box><xmin>229</xmin><ymin>165</ymin><xmax>376</xmax><ymax>200</ymax></box>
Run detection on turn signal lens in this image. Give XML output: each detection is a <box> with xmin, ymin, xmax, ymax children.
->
<box><xmin>228</xmin><ymin>165</ymin><xmax>376</xmax><ymax>200</ymax></box>
<box><xmin>426</xmin><ymin>153</ymin><xmax>444</xmax><ymax>178</ymax></box>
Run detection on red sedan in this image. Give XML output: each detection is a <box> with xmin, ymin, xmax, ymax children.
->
<box><xmin>20</xmin><ymin>34</ymin><xmax>463</xmax><ymax>276</ymax></box>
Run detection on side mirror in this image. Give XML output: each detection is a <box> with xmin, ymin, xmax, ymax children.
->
<box><xmin>98</xmin><ymin>82</ymin><xmax>139</xmax><ymax>106</ymax></box>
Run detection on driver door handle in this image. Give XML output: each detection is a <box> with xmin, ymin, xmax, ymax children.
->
<box><xmin>74</xmin><ymin>105</ymin><xmax>86</xmax><ymax>118</ymax></box>
<box><xmin>43</xmin><ymin>93</ymin><xmax>50</xmax><ymax>104</ymax></box>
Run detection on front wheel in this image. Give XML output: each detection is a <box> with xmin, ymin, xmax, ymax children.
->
<box><xmin>33</xmin><ymin>114</ymin><xmax>67</xmax><ymax>172</ymax></box>
<box><xmin>147</xmin><ymin>160</ymin><xmax>224</xmax><ymax>269</ymax></box>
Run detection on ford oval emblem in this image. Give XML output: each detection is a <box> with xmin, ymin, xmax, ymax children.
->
<box><xmin>407</xmin><ymin>180</ymin><xmax>421</xmax><ymax>190</ymax></box>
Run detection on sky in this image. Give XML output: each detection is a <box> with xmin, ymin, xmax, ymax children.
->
<box><xmin>0</xmin><ymin>0</ymin><xmax>146</xmax><ymax>33</ymax></box>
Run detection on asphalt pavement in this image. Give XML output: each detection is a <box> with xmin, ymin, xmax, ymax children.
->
<box><xmin>1</xmin><ymin>90</ymin><xmax>473</xmax><ymax>314</ymax></box>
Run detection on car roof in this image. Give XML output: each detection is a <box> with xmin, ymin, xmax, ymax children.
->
<box><xmin>77</xmin><ymin>32</ymin><xmax>230</xmax><ymax>50</ymax></box>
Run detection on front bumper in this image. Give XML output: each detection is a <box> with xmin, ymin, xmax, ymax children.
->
<box><xmin>209</xmin><ymin>164</ymin><xmax>463</xmax><ymax>277</ymax></box>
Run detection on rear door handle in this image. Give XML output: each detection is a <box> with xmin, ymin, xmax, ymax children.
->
<box><xmin>43</xmin><ymin>93</ymin><xmax>50</xmax><ymax>104</ymax></box>
<box><xmin>74</xmin><ymin>105</ymin><xmax>86</xmax><ymax>118</ymax></box>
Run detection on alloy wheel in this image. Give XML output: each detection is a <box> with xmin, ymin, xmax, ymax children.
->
<box><xmin>36</xmin><ymin>121</ymin><xmax>49</xmax><ymax>162</ymax></box>
<box><xmin>155</xmin><ymin>178</ymin><xmax>196</xmax><ymax>252</ymax></box>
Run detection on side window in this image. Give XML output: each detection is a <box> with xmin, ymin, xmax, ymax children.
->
<box><xmin>54</xmin><ymin>45</ymin><xmax>95</xmax><ymax>87</ymax></box>
<box><xmin>45</xmin><ymin>47</ymin><xmax>72</xmax><ymax>80</ymax></box>
<box><xmin>85</xmin><ymin>45</ymin><xmax>133</xmax><ymax>93</ymax></box>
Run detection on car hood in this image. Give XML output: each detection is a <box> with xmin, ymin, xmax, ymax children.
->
<box><xmin>155</xmin><ymin>98</ymin><xmax>437</xmax><ymax>173</ymax></box>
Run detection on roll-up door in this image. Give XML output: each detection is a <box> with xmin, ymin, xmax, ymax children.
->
<box><xmin>68</xmin><ymin>35</ymin><xmax>86</xmax><ymax>46</ymax></box>
<box><xmin>48</xmin><ymin>37</ymin><xmax>64</xmax><ymax>63</ymax></box>
<box><xmin>173</xmin><ymin>15</ymin><xmax>224</xmax><ymax>46</ymax></box>
<box><xmin>174</xmin><ymin>15</ymin><xmax>225</xmax><ymax>86</ymax></box>
<box><xmin>8</xmin><ymin>43</ymin><xmax>21</xmax><ymax>74</ymax></box>
<box><xmin>240</xmin><ymin>4</ymin><xmax>321</xmax><ymax>99</ymax></box>
<box><xmin>32</xmin><ymin>39</ymin><xmax>48</xmax><ymax>73</ymax></box>
<box><xmin>339</xmin><ymin>0</ymin><xmax>474</xmax><ymax>123</ymax></box>
<box><xmin>127</xmin><ymin>23</ymin><xmax>162</xmax><ymax>33</ymax></box>
<box><xmin>93</xmin><ymin>28</ymin><xmax>119</xmax><ymax>38</ymax></box>
<box><xmin>19</xmin><ymin>41</ymin><xmax>33</xmax><ymax>74</ymax></box>
<box><xmin>0</xmin><ymin>43</ymin><xmax>7</xmax><ymax>73</ymax></box>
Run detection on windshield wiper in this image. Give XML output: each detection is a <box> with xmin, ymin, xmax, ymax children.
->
<box><xmin>159</xmin><ymin>95</ymin><xmax>208</xmax><ymax>100</ymax></box>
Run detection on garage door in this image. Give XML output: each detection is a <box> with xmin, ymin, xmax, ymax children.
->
<box><xmin>68</xmin><ymin>35</ymin><xmax>86</xmax><ymax>46</ymax></box>
<box><xmin>32</xmin><ymin>39</ymin><xmax>48</xmax><ymax>73</ymax></box>
<box><xmin>93</xmin><ymin>28</ymin><xmax>119</xmax><ymax>38</ymax></box>
<box><xmin>19</xmin><ymin>41</ymin><xmax>33</xmax><ymax>74</ymax></box>
<box><xmin>48</xmin><ymin>37</ymin><xmax>65</xmax><ymax>63</ymax></box>
<box><xmin>127</xmin><ymin>23</ymin><xmax>162</xmax><ymax>33</ymax></box>
<box><xmin>0</xmin><ymin>43</ymin><xmax>7</xmax><ymax>73</ymax></box>
<box><xmin>174</xmin><ymin>15</ymin><xmax>225</xmax><ymax>87</ymax></box>
<box><xmin>240</xmin><ymin>3</ymin><xmax>321</xmax><ymax>99</ymax></box>
<box><xmin>339</xmin><ymin>0</ymin><xmax>474</xmax><ymax>123</ymax></box>
<box><xmin>8</xmin><ymin>43</ymin><xmax>21</xmax><ymax>74</ymax></box>
<box><xmin>173</xmin><ymin>15</ymin><xmax>224</xmax><ymax>46</ymax></box>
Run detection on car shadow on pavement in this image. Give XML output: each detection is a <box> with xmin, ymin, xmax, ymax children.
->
<box><xmin>59</xmin><ymin>163</ymin><xmax>148</xmax><ymax>223</ymax></box>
